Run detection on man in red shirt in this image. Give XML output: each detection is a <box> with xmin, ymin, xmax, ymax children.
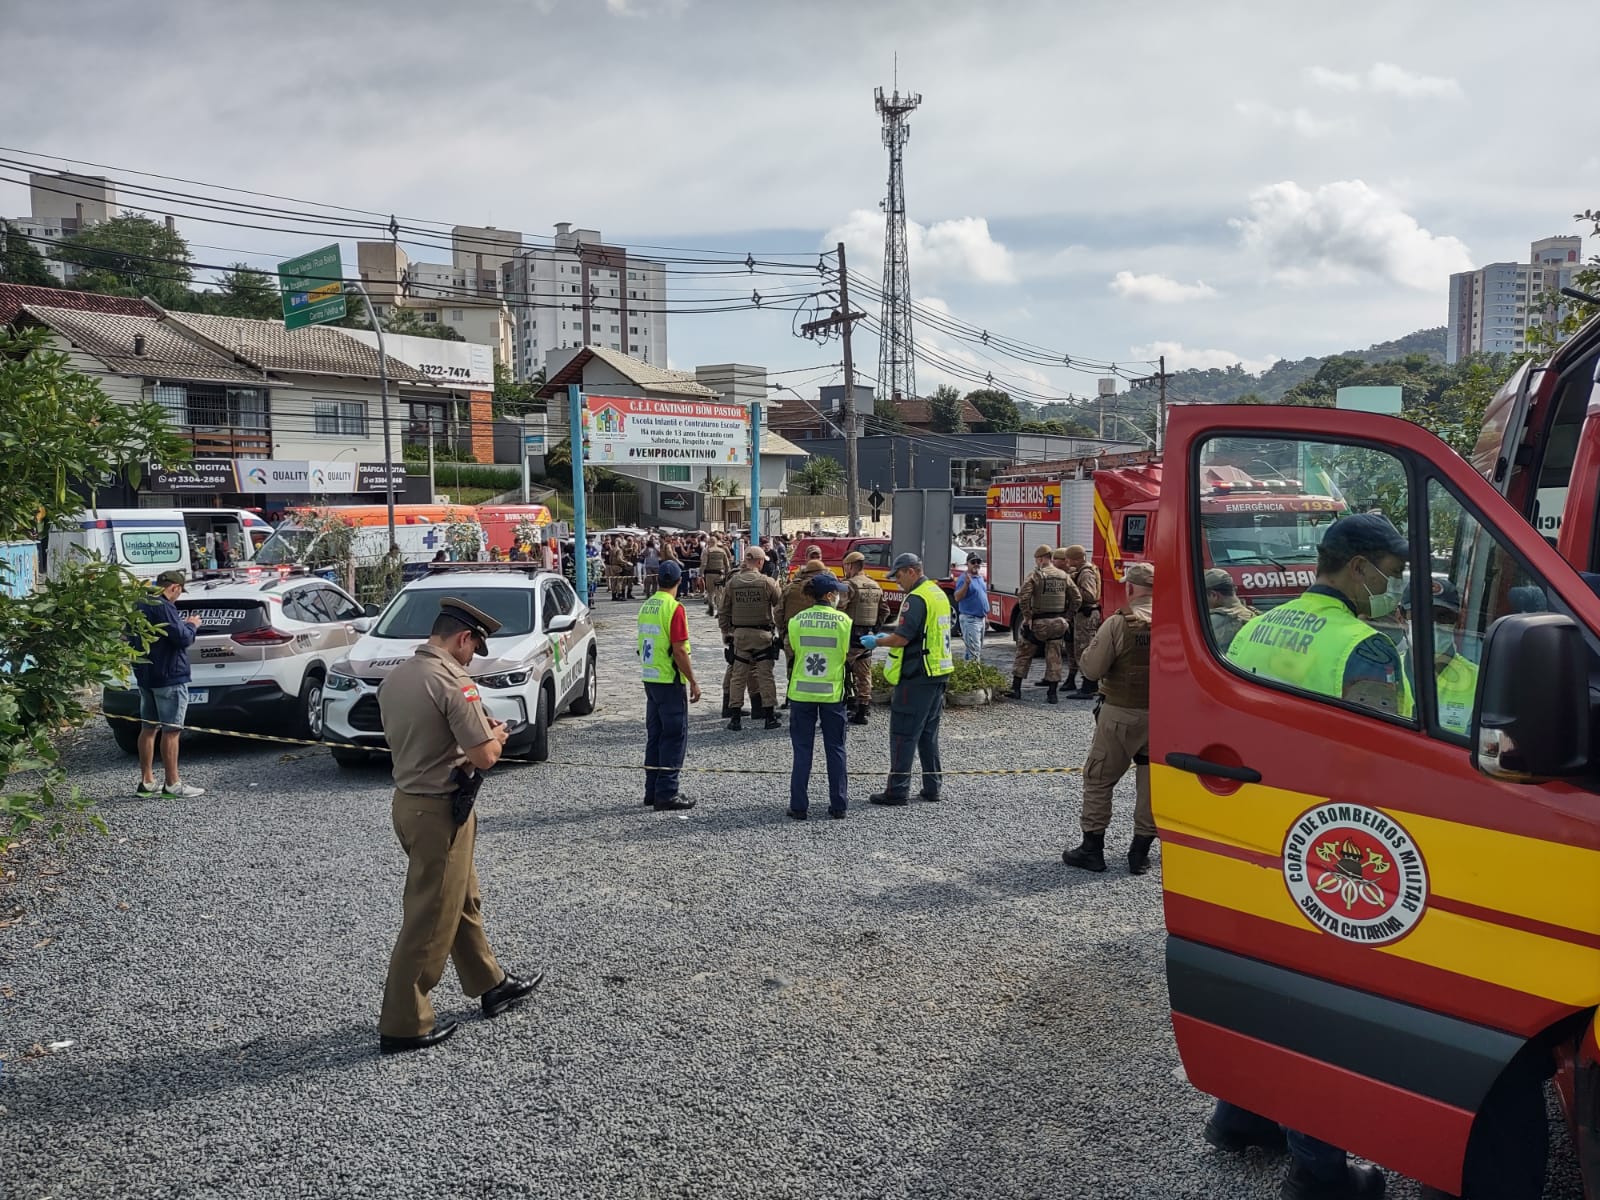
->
<box><xmin>638</xmin><ymin>560</ymin><xmax>701</xmax><ymax>811</ymax></box>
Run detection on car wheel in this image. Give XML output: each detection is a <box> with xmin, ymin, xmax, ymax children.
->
<box><xmin>330</xmin><ymin>746</ymin><xmax>372</xmax><ymax>768</ymax></box>
<box><xmin>568</xmin><ymin>653</ymin><xmax>597</xmax><ymax>716</ymax></box>
<box><xmin>527</xmin><ymin>686</ymin><xmax>551</xmax><ymax>762</ymax></box>
<box><xmin>110</xmin><ymin>719</ymin><xmax>141</xmax><ymax>756</ymax></box>
<box><xmin>296</xmin><ymin>670</ymin><xmax>325</xmax><ymax>740</ymax></box>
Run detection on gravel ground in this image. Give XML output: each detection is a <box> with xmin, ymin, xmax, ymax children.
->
<box><xmin>0</xmin><ymin>597</ymin><xmax>1581</xmax><ymax>1199</ymax></box>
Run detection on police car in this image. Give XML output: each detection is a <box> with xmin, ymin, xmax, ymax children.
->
<box><xmin>321</xmin><ymin>564</ymin><xmax>597</xmax><ymax>768</ymax></box>
<box><xmin>103</xmin><ymin>568</ymin><xmax>375</xmax><ymax>753</ymax></box>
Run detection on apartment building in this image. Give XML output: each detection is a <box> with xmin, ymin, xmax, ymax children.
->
<box><xmin>355</xmin><ymin>225</ymin><xmax>520</xmax><ymax>364</ymax></box>
<box><xmin>501</xmin><ymin>223</ymin><xmax>668</xmax><ymax>380</ymax></box>
<box><xmin>1447</xmin><ymin>236</ymin><xmax>1585</xmax><ymax>362</ymax></box>
<box><xmin>3</xmin><ymin>172</ymin><xmax>120</xmax><ymax>284</ymax></box>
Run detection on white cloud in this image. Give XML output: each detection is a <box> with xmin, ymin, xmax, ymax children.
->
<box><xmin>826</xmin><ymin>210</ymin><xmax>1016</xmax><ymax>286</ymax></box>
<box><xmin>1231</xmin><ymin>179</ymin><xmax>1474</xmax><ymax>290</ymax></box>
<box><xmin>1109</xmin><ymin>270</ymin><xmax>1219</xmax><ymax>303</ymax></box>
<box><xmin>1307</xmin><ymin>62</ymin><xmax>1462</xmax><ymax>100</ymax></box>
<box><xmin>1130</xmin><ymin>341</ymin><xmax>1279</xmax><ymax>376</ymax></box>
<box><xmin>1235</xmin><ymin>100</ymin><xmax>1350</xmax><ymax>138</ymax></box>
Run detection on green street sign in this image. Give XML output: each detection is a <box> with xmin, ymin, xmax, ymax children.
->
<box><xmin>278</xmin><ymin>244</ymin><xmax>346</xmax><ymax>330</ymax></box>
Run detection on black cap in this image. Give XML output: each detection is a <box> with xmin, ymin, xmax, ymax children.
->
<box><xmin>439</xmin><ymin>597</ymin><xmax>501</xmax><ymax>656</ymax></box>
<box><xmin>891</xmin><ymin>552</ymin><xmax>922</xmax><ymax>572</ymax></box>
<box><xmin>966</xmin><ymin>552</ymin><xmax>984</xmax><ymax>565</ymax></box>
<box><xmin>1319</xmin><ymin>514</ymin><xmax>1408</xmax><ymax>561</ymax></box>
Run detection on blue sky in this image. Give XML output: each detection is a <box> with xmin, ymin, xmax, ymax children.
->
<box><xmin>3</xmin><ymin>0</ymin><xmax>1595</xmax><ymax>401</ymax></box>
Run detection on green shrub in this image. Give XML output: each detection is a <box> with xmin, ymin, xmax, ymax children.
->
<box><xmin>869</xmin><ymin>658</ymin><xmax>1006</xmax><ymax>694</ymax></box>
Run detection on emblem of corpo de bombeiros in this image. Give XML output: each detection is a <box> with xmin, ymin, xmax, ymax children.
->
<box><xmin>1282</xmin><ymin>802</ymin><xmax>1428</xmax><ymax>945</ymax></box>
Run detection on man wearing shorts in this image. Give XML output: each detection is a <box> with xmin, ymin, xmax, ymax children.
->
<box><xmin>134</xmin><ymin>570</ymin><xmax>205</xmax><ymax>799</ymax></box>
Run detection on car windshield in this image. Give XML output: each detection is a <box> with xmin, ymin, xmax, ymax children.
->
<box><xmin>373</xmin><ymin>588</ymin><xmax>536</xmax><ymax>639</ymax></box>
<box><xmin>253</xmin><ymin>528</ymin><xmax>314</xmax><ymax>566</ymax></box>
<box><xmin>1203</xmin><ymin>513</ymin><xmax>1333</xmax><ymax>565</ymax></box>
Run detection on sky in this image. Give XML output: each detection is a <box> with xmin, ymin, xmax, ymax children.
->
<box><xmin>3</xmin><ymin>0</ymin><xmax>1596</xmax><ymax>404</ymax></box>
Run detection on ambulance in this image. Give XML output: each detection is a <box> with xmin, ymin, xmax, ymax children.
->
<box><xmin>1151</xmin><ymin>308</ymin><xmax>1600</xmax><ymax>1197</ymax></box>
<box><xmin>984</xmin><ymin>454</ymin><xmax>1344</xmax><ymax>636</ymax></box>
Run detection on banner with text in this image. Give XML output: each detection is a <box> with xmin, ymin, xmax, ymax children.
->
<box><xmin>582</xmin><ymin>395</ymin><xmax>749</xmax><ymax>466</ymax></box>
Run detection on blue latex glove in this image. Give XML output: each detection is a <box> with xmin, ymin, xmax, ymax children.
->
<box><xmin>858</xmin><ymin>634</ymin><xmax>880</xmax><ymax>650</ymax></box>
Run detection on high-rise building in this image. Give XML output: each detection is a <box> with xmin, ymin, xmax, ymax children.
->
<box><xmin>1447</xmin><ymin>236</ymin><xmax>1584</xmax><ymax>362</ymax></box>
<box><xmin>501</xmin><ymin>223</ymin><xmax>667</xmax><ymax>381</ymax></box>
<box><xmin>3</xmin><ymin>172</ymin><xmax>120</xmax><ymax>284</ymax></box>
<box><xmin>354</xmin><ymin>224</ymin><xmax>520</xmax><ymax>363</ymax></box>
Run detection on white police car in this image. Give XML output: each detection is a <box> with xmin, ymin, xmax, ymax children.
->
<box><xmin>321</xmin><ymin>565</ymin><xmax>597</xmax><ymax>767</ymax></box>
<box><xmin>104</xmin><ymin>569</ymin><xmax>375</xmax><ymax>753</ymax></box>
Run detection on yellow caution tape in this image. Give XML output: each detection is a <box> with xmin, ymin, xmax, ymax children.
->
<box><xmin>103</xmin><ymin>712</ymin><xmax>1084</xmax><ymax>777</ymax></box>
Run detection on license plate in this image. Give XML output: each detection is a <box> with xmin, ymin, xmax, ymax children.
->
<box><xmin>189</xmin><ymin>689</ymin><xmax>210</xmax><ymax>704</ymax></box>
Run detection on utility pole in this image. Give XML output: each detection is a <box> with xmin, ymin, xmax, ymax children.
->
<box><xmin>801</xmin><ymin>242</ymin><xmax>867</xmax><ymax>534</ymax></box>
<box><xmin>1157</xmin><ymin>353</ymin><xmax>1169</xmax><ymax>455</ymax></box>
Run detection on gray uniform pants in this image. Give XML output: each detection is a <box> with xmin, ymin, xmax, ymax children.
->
<box><xmin>885</xmin><ymin>677</ymin><xmax>946</xmax><ymax>798</ymax></box>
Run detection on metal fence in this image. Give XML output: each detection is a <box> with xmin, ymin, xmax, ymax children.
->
<box><xmin>544</xmin><ymin>492</ymin><xmax>641</xmax><ymax>529</ymax></box>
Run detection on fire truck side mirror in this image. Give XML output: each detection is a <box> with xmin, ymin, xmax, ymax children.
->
<box><xmin>1473</xmin><ymin>612</ymin><xmax>1591</xmax><ymax>782</ymax></box>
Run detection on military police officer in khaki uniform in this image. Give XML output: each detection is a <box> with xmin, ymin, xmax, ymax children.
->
<box><xmin>721</xmin><ymin>546</ymin><xmax>784</xmax><ymax>730</ymax></box>
<box><xmin>842</xmin><ymin>550</ymin><xmax>889</xmax><ymax>725</ymax></box>
<box><xmin>702</xmin><ymin>534</ymin><xmax>731</xmax><ymax>617</ymax></box>
<box><xmin>377</xmin><ymin>598</ymin><xmax>540</xmax><ymax>1054</ymax></box>
<box><xmin>1204</xmin><ymin>567</ymin><xmax>1258</xmax><ymax>652</ymax></box>
<box><xmin>1062</xmin><ymin>561</ymin><xmax>1157</xmax><ymax>877</ymax></box>
<box><xmin>1008</xmin><ymin>544</ymin><xmax>1079</xmax><ymax>703</ymax></box>
<box><xmin>1059</xmin><ymin>545</ymin><xmax>1103</xmax><ymax>696</ymax></box>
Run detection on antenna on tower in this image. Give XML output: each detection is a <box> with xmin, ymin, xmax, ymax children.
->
<box><xmin>875</xmin><ymin>76</ymin><xmax>921</xmax><ymax>407</ymax></box>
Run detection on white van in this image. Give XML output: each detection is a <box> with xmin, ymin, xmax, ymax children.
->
<box><xmin>46</xmin><ymin>508</ymin><xmax>272</xmax><ymax>581</ymax></box>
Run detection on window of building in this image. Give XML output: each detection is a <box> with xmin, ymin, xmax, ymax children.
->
<box><xmin>629</xmin><ymin>326</ymin><xmax>639</xmax><ymax>335</ymax></box>
<box><xmin>659</xmin><ymin>464</ymin><xmax>691</xmax><ymax>482</ymax></box>
<box><xmin>422</xmin><ymin>311</ymin><xmax>438</xmax><ymax>323</ymax></box>
<box><xmin>591</xmin><ymin>323</ymin><xmax>601</xmax><ymax>333</ymax></box>
<box><xmin>610</xmin><ymin>324</ymin><xmax>620</xmax><ymax>333</ymax></box>
<box><xmin>450</xmin><ymin>309</ymin><xmax>463</xmax><ymax>322</ymax></box>
<box><xmin>314</xmin><ymin>398</ymin><xmax>368</xmax><ymax>437</ymax></box>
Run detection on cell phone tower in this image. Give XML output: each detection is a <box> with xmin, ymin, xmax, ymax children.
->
<box><xmin>875</xmin><ymin>78</ymin><xmax>921</xmax><ymax>405</ymax></box>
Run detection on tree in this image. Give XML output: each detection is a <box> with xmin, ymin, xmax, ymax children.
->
<box><xmin>1</xmin><ymin>222</ymin><xmax>56</xmax><ymax>286</ymax></box>
<box><xmin>791</xmin><ymin>456</ymin><xmax>845</xmax><ymax>496</ymax></box>
<box><xmin>927</xmin><ymin>384</ymin><xmax>968</xmax><ymax>433</ymax></box>
<box><xmin>965</xmin><ymin>387</ymin><xmax>1020</xmax><ymax>432</ymax></box>
<box><xmin>345</xmin><ymin>302</ymin><xmax>465</xmax><ymax>342</ymax></box>
<box><xmin>0</xmin><ymin>327</ymin><xmax>185</xmax><ymax>846</ymax></box>
<box><xmin>53</xmin><ymin>213</ymin><xmax>193</xmax><ymax>309</ymax></box>
<box><xmin>197</xmin><ymin>263</ymin><xmax>280</xmax><ymax>320</ymax></box>
<box><xmin>493</xmin><ymin>362</ymin><xmax>544</xmax><ymax>418</ymax></box>
<box><xmin>1406</xmin><ymin>355</ymin><xmax>1506</xmax><ymax>456</ymax></box>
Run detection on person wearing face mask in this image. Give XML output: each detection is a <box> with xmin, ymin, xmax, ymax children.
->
<box><xmin>1428</xmin><ymin>579</ymin><xmax>1478</xmax><ymax>736</ymax></box>
<box><xmin>1226</xmin><ymin>514</ymin><xmax>1413</xmax><ymax>719</ymax></box>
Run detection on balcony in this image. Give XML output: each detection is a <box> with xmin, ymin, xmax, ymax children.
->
<box><xmin>179</xmin><ymin>427</ymin><xmax>273</xmax><ymax>458</ymax></box>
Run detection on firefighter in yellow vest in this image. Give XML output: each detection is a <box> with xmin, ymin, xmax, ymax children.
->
<box><xmin>1059</xmin><ymin>545</ymin><xmax>1103</xmax><ymax>697</ymax></box>
<box><xmin>861</xmin><ymin>553</ymin><xmax>955</xmax><ymax>806</ymax></box>
<box><xmin>1428</xmin><ymin>578</ymin><xmax>1478</xmax><ymax>736</ymax></box>
<box><xmin>785</xmin><ymin>571</ymin><xmax>853</xmax><ymax>819</ymax></box>
<box><xmin>637</xmin><ymin>561</ymin><xmax>701</xmax><ymax>811</ymax></box>
<box><xmin>1203</xmin><ymin>567</ymin><xmax>1258</xmax><ymax>652</ymax></box>
<box><xmin>1008</xmin><ymin>544</ymin><xmax>1079</xmax><ymax>704</ymax></box>
<box><xmin>842</xmin><ymin>550</ymin><xmax>889</xmax><ymax>726</ymax></box>
<box><xmin>1062</xmin><ymin>561</ymin><xmax>1157</xmax><ymax>876</ymax></box>
<box><xmin>1226</xmin><ymin>514</ymin><xmax>1413</xmax><ymax>720</ymax></box>
<box><xmin>779</xmin><ymin>559</ymin><xmax>825</xmax><ymax>709</ymax></box>
<box><xmin>702</xmin><ymin>534</ymin><xmax>732</xmax><ymax>617</ymax></box>
<box><xmin>720</xmin><ymin>546</ymin><xmax>784</xmax><ymax>730</ymax></box>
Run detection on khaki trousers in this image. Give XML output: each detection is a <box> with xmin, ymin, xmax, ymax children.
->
<box><xmin>380</xmin><ymin>792</ymin><xmax>503</xmax><ymax>1037</ymax></box>
<box><xmin>1011</xmin><ymin>616</ymin><xmax>1069</xmax><ymax>681</ymax></box>
<box><xmin>1079</xmin><ymin>703</ymin><xmax>1154</xmax><ymax>837</ymax></box>
<box><xmin>727</xmin><ymin>627</ymin><xmax>779</xmax><ymax>707</ymax></box>
<box><xmin>1071</xmin><ymin>610</ymin><xmax>1102</xmax><ymax>674</ymax></box>
<box><xmin>705</xmin><ymin>572</ymin><xmax>725</xmax><ymax>615</ymax></box>
<box><xmin>847</xmin><ymin>645</ymin><xmax>873</xmax><ymax>707</ymax></box>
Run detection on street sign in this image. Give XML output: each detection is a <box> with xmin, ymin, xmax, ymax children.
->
<box><xmin>869</xmin><ymin>489</ymin><xmax>886</xmax><ymax>521</ymax></box>
<box><xmin>278</xmin><ymin>244</ymin><xmax>346</xmax><ymax>330</ymax></box>
<box><xmin>523</xmin><ymin>433</ymin><xmax>546</xmax><ymax>453</ymax></box>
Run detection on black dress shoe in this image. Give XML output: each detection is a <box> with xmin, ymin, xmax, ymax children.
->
<box><xmin>869</xmin><ymin>792</ymin><xmax>909</xmax><ymax>806</ymax></box>
<box><xmin>1280</xmin><ymin>1162</ymin><xmax>1385</xmax><ymax>1199</ymax></box>
<box><xmin>786</xmin><ymin>808</ymin><xmax>807</xmax><ymax>820</ymax></box>
<box><xmin>919</xmin><ymin>791</ymin><xmax>942</xmax><ymax>802</ymax></box>
<box><xmin>379</xmin><ymin>1019</ymin><xmax>459</xmax><ymax>1055</ymax></box>
<box><xmin>482</xmin><ymin>970</ymin><xmax>544</xmax><ymax>1018</ymax></box>
<box><xmin>642</xmin><ymin>797</ymin><xmax>656</xmax><ymax>807</ymax></box>
<box><xmin>654</xmin><ymin>796</ymin><xmax>696</xmax><ymax>811</ymax></box>
<box><xmin>1203</xmin><ymin>1117</ymin><xmax>1287</xmax><ymax>1154</ymax></box>
<box><xmin>828</xmin><ymin>809</ymin><xmax>847</xmax><ymax>819</ymax></box>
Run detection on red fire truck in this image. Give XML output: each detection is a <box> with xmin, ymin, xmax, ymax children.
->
<box><xmin>984</xmin><ymin>451</ymin><xmax>1345</xmax><ymax>636</ymax></box>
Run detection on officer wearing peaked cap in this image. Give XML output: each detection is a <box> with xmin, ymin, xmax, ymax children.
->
<box><xmin>377</xmin><ymin>597</ymin><xmax>542</xmax><ymax>1055</ymax></box>
<box><xmin>842</xmin><ymin>550</ymin><xmax>888</xmax><ymax>725</ymax></box>
<box><xmin>1204</xmin><ymin>567</ymin><xmax>1258</xmax><ymax>653</ymax></box>
<box><xmin>1010</xmin><ymin>543</ymin><xmax>1079</xmax><ymax>703</ymax></box>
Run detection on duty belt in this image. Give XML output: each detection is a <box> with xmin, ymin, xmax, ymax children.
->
<box><xmin>1079</xmin><ymin>605</ymin><xmax>1098</xmax><ymax>614</ymax></box>
<box><xmin>733</xmin><ymin>621</ymin><xmax>774</xmax><ymax>630</ymax></box>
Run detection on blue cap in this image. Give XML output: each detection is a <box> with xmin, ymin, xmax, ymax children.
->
<box><xmin>806</xmin><ymin>570</ymin><xmax>841</xmax><ymax>596</ymax></box>
<box><xmin>891</xmin><ymin>552</ymin><xmax>922</xmax><ymax>572</ymax></box>
<box><xmin>657</xmin><ymin>560</ymin><xmax>683</xmax><ymax>586</ymax></box>
<box><xmin>1319</xmin><ymin>513</ymin><xmax>1408</xmax><ymax>560</ymax></box>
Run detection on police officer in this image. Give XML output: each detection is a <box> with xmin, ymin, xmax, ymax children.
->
<box><xmin>779</xmin><ymin>559</ymin><xmax>825</xmax><ymax>709</ymax></box>
<box><xmin>721</xmin><ymin>546</ymin><xmax>784</xmax><ymax>730</ymax></box>
<box><xmin>702</xmin><ymin>534</ymin><xmax>731</xmax><ymax>617</ymax></box>
<box><xmin>377</xmin><ymin>597</ymin><xmax>541</xmax><ymax>1054</ymax></box>
<box><xmin>638</xmin><ymin>560</ymin><xmax>701</xmax><ymax>811</ymax></box>
<box><xmin>862</xmin><ymin>552</ymin><xmax>954</xmax><ymax>806</ymax></box>
<box><xmin>1009</xmin><ymin>544</ymin><xmax>1078</xmax><ymax>703</ymax></box>
<box><xmin>785</xmin><ymin>571</ymin><xmax>852</xmax><ymax>819</ymax></box>
<box><xmin>1204</xmin><ymin>567</ymin><xmax>1258</xmax><ymax>652</ymax></box>
<box><xmin>1227</xmin><ymin>514</ymin><xmax>1411</xmax><ymax>718</ymax></box>
<box><xmin>842</xmin><ymin>550</ymin><xmax>888</xmax><ymax>726</ymax></box>
<box><xmin>1060</xmin><ymin>544</ymin><xmax>1102</xmax><ymax>697</ymax></box>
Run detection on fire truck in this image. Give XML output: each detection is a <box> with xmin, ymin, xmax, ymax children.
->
<box><xmin>984</xmin><ymin>451</ymin><xmax>1345</xmax><ymax>636</ymax></box>
<box><xmin>1152</xmin><ymin>306</ymin><xmax>1600</xmax><ymax>1197</ymax></box>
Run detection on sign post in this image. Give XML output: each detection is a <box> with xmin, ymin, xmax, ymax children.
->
<box><xmin>750</xmin><ymin>400</ymin><xmax>761</xmax><ymax>546</ymax></box>
<box><xmin>568</xmin><ymin>384</ymin><xmax>588</xmax><ymax>601</ymax></box>
<box><xmin>277</xmin><ymin>245</ymin><xmax>347</xmax><ymax>330</ymax></box>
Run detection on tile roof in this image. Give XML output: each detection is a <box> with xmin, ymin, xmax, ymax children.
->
<box><xmin>759</xmin><ymin>431</ymin><xmax>809</xmax><ymax>457</ymax></box>
<box><xmin>539</xmin><ymin>344</ymin><xmax>720</xmax><ymax>399</ymax></box>
<box><xmin>160</xmin><ymin>311</ymin><xmax>435</xmax><ymax>384</ymax></box>
<box><xmin>19</xmin><ymin>305</ymin><xmax>268</xmax><ymax>385</ymax></box>
<box><xmin>0</xmin><ymin>282</ymin><xmax>153</xmax><ymax>326</ymax></box>
<box><xmin>892</xmin><ymin>396</ymin><xmax>986</xmax><ymax>427</ymax></box>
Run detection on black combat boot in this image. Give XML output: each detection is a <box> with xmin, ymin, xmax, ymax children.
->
<box><xmin>1062</xmin><ymin>671</ymin><xmax>1078</xmax><ymax>692</ymax></box>
<box><xmin>1072</xmin><ymin>677</ymin><xmax>1098</xmax><ymax>698</ymax></box>
<box><xmin>1008</xmin><ymin>676</ymin><xmax>1023</xmax><ymax>700</ymax></box>
<box><xmin>848</xmin><ymin>704</ymin><xmax>869</xmax><ymax>725</ymax></box>
<box><xmin>1032</xmin><ymin>678</ymin><xmax>1050</xmax><ymax>688</ymax></box>
<box><xmin>1127</xmin><ymin>834</ymin><xmax>1156</xmax><ymax>875</ymax></box>
<box><xmin>764</xmin><ymin>711</ymin><xmax>783</xmax><ymax>729</ymax></box>
<box><xmin>1063</xmin><ymin>831</ymin><xmax>1107</xmax><ymax>873</ymax></box>
<box><xmin>726</xmin><ymin>715</ymin><xmax>742</xmax><ymax>731</ymax></box>
<box><xmin>1046</xmin><ymin>682</ymin><xmax>1059</xmax><ymax>704</ymax></box>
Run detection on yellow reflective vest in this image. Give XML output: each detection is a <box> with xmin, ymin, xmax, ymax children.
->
<box><xmin>786</xmin><ymin>604</ymin><xmax>852</xmax><ymax>704</ymax></box>
<box><xmin>1435</xmin><ymin>651</ymin><xmax>1479</xmax><ymax>735</ymax></box>
<box><xmin>637</xmin><ymin>593</ymin><xmax>687</xmax><ymax>684</ymax></box>
<box><xmin>885</xmin><ymin>578</ymin><xmax>954</xmax><ymax>685</ymax></box>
